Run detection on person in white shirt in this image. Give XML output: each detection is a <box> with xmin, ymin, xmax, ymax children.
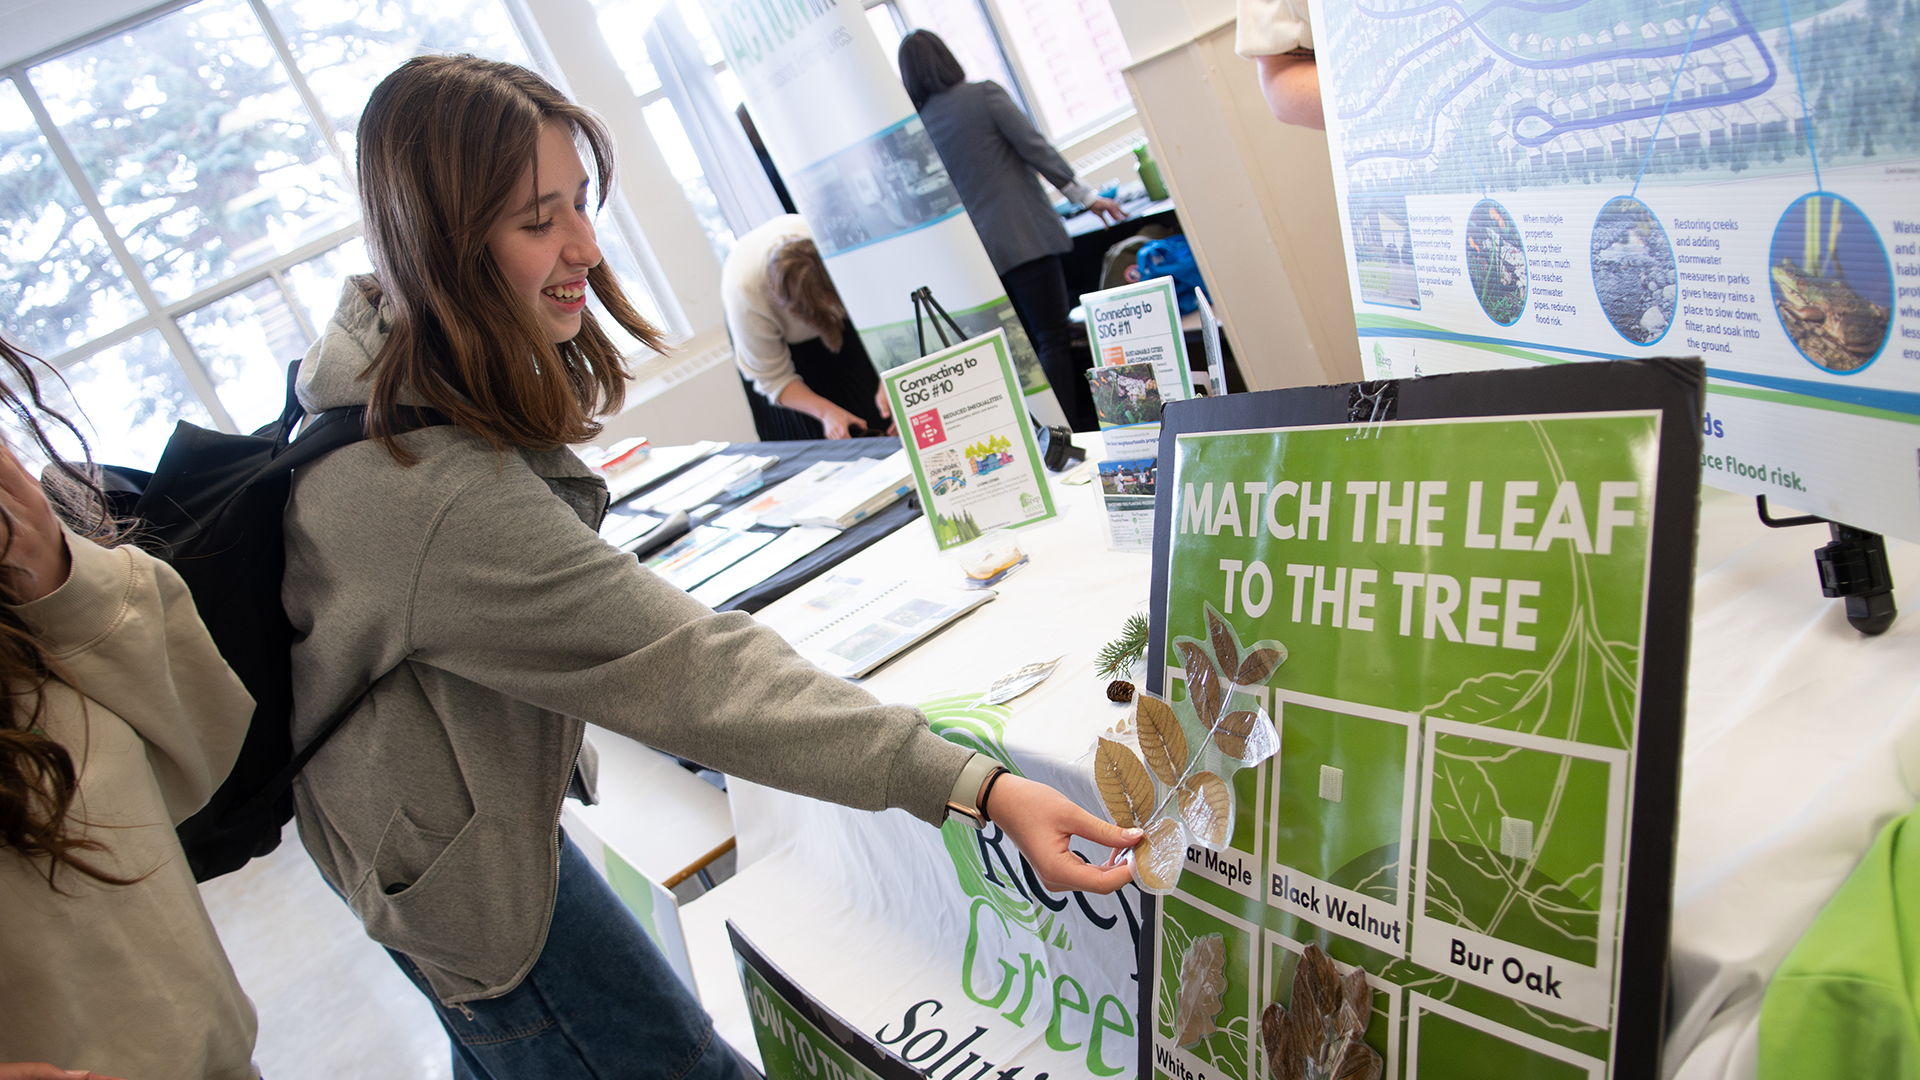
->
<box><xmin>723</xmin><ymin>215</ymin><xmax>897</xmax><ymax>440</ymax></box>
<box><xmin>1237</xmin><ymin>0</ymin><xmax>1326</xmax><ymax>129</ymax></box>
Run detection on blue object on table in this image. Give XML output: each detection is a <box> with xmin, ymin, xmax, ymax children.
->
<box><xmin>1137</xmin><ymin>235</ymin><xmax>1207</xmax><ymax>313</ymax></box>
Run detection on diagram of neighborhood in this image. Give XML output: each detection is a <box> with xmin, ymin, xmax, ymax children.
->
<box><xmin>1322</xmin><ymin>0</ymin><xmax>1915</xmax><ymax>193</ymax></box>
<box><xmin>963</xmin><ymin>433</ymin><xmax>1016</xmax><ymax>475</ymax></box>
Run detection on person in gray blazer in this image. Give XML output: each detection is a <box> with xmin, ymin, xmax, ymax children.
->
<box><xmin>900</xmin><ymin>30</ymin><xmax>1124</xmax><ymax>431</ymax></box>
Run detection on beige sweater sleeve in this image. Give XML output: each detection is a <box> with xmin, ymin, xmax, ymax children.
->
<box><xmin>8</xmin><ymin>533</ymin><xmax>254</xmax><ymax>823</ymax></box>
<box><xmin>403</xmin><ymin>462</ymin><xmax>974</xmax><ymax>826</ymax></box>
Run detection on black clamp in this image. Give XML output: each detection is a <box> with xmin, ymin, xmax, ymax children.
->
<box><xmin>1757</xmin><ymin>496</ymin><xmax>1897</xmax><ymax>635</ymax></box>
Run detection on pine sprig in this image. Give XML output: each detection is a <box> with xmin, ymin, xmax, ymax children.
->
<box><xmin>1095</xmin><ymin>614</ymin><xmax>1151</xmax><ymax>679</ymax></box>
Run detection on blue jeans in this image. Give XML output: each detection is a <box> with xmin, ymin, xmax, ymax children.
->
<box><xmin>388</xmin><ymin>833</ymin><xmax>745</xmax><ymax>1080</ymax></box>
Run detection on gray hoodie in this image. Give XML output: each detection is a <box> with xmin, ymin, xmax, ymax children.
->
<box><xmin>285</xmin><ymin>279</ymin><xmax>973</xmax><ymax>1005</ymax></box>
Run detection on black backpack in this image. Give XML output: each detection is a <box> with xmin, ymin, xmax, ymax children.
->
<box><xmin>101</xmin><ymin>362</ymin><xmax>444</xmax><ymax>882</ymax></box>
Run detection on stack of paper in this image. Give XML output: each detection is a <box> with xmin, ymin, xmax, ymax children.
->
<box><xmin>597</xmin><ymin>440</ymin><xmax>727</xmax><ymax>503</ymax></box>
<box><xmin>633</xmin><ymin>452</ymin><xmax>778</xmax><ymax>514</ymax></box>
<box><xmin>712</xmin><ymin>451</ymin><xmax>912</xmax><ymax>532</ymax></box>
<box><xmin>713</xmin><ymin>460</ymin><xmax>854</xmax><ymax>530</ymax></box>
<box><xmin>790</xmin><ymin>450</ymin><xmax>913</xmax><ymax>529</ymax></box>
<box><xmin>642</xmin><ymin>526</ymin><xmax>776</xmax><ymax>591</ymax></box>
<box><xmin>754</xmin><ymin>571</ymin><xmax>996</xmax><ymax>679</ymax></box>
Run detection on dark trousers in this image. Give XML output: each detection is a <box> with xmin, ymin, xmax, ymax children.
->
<box><xmin>388</xmin><ymin>834</ymin><xmax>748</xmax><ymax>1080</ymax></box>
<box><xmin>1000</xmin><ymin>254</ymin><xmax>1096</xmax><ymax>432</ymax></box>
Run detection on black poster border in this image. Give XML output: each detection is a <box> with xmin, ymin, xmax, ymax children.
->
<box><xmin>728</xmin><ymin>919</ymin><xmax>928</xmax><ymax>1080</ymax></box>
<box><xmin>1136</xmin><ymin>359</ymin><xmax>1704</xmax><ymax>1080</ymax></box>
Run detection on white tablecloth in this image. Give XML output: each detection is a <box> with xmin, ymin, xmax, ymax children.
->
<box><xmin>1665</xmin><ymin>488</ymin><xmax>1920</xmax><ymax>1079</ymax></box>
<box><xmin>673</xmin><ymin>481</ymin><xmax>1920</xmax><ymax>1077</ymax></box>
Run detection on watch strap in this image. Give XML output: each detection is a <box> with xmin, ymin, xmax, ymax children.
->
<box><xmin>946</xmin><ymin>754</ymin><xmax>1004</xmax><ymax>828</ymax></box>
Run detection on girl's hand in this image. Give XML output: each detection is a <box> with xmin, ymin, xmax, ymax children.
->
<box><xmin>872</xmin><ymin>387</ymin><xmax>897</xmax><ymax>437</ymax></box>
<box><xmin>985</xmin><ymin>774</ymin><xmax>1142</xmax><ymax>894</ymax></box>
<box><xmin>0</xmin><ymin>445</ymin><xmax>70</xmax><ymax>603</ymax></box>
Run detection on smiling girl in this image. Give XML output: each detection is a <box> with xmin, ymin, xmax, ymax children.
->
<box><xmin>284</xmin><ymin>56</ymin><xmax>1138</xmax><ymax>1079</ymax></box>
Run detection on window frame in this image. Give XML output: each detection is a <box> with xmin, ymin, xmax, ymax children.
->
<box><xmin>1</xmin><ymin>0</ymin><xmax>673</xmax><ymax>438</ymax></box>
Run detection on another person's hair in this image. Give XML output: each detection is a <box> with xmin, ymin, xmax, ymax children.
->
<box><xmin>356</xmin><ymin>55</ymin><xmax>667</xmax><ymax>462</ymax></box>
<box><xmin>898</xmin><ymin>30</ymin><xmax>966</xmax><ymax>111</ymax></box>
<box><xmin>767</xmin><ymin>238</ymin><xmax>847</xmax><ymax>352</ymax></box>
<box><xmin>0</xmin><ymin>336</ymin><xmax>134</xmax><ymax>889</ymax></box>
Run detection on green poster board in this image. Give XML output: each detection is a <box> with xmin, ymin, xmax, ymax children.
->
<box><xmin>730</xmin><ymin>921</ymin><xmax>924</xmax><ymax>1080</ymax></box>
<box><xmin>883</xmin><ymin>329</ymin><xmax>1057</xmax><ymax>550</ymax></box>
<box><xmin>1141</xmin><ymin>361</ymin><xmax>1703</xmax><ymax>1079</ymax></box>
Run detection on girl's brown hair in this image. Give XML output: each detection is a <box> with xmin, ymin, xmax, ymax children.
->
<box><xmin>767</xmin><ymin>238</ymin><xmax>847</xmax><ymax>352</ymax></box>
<box><xmin>0</xmin><ymin>336</ymin><xmax>136</xmax><ymax>889</ymax></box>
<box><xmin>356</xmin><ymin>55</ymin><xmax>667</xmax><ymax>460</ymax></box>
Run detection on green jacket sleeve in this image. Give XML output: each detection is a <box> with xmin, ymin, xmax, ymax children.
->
<box><xmin>1759</xmin><ymin>807</ymin><xmax>1920</xmax><ymax>1080</ymax></box>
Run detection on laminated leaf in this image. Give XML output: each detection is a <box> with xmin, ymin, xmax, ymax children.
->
<box><xmin>1176</xmin><ymin>771</ymin><xmax>1231</xmax><ymax>849</ymax></box>
<box><xmin>1175</xmin><ymin>933</ymin><xmax>1228</xmax><ymax>1046</ymax></box>
<box><xmin>1204</xmin><ymin>604</ymin><xmax>1287</xmax><ymax>687</ymax></box>
<box><xmin>1177</xmin><ymin>639</ymin><xmax>1224</xmax><ymax>726</ymax></box>
<box><xmin>1236</xmin><ymin>644</ymin><xmax>1286</xmax><ymax>687</ymax></box>
<box><xmin>1132</xmin><ymin>817</ymin><xmax>1186</xmax><ymax>893</ymax></box>
<box><xmin>1094</xmin><ymin>737</ymin><xmax>1155</xmax><ymax>830</ymax></box>
<box><xmin>1207</xmin><ymin>606</ymin><xmax>1240</xmax><ymax>681</ymax></box>
<box><xmin>1214</xmin><ymin>708</ymin><xmax>1280</xmax><ymax>764</ymax></box>
<box><xmin>1135</xmin><ymin>693</ymin><xmax>1189</xmax><ymax>788</ymax></box>
<box><xmin>1261</xmin><ymin>944</ymin><xmax>1382</xmax><ymax>1080</ymax></box>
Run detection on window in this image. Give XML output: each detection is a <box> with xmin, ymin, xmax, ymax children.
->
<box><xmin>0</xmin><ymin>0</ymin><xmax>665</xmax><ymax>468</ymax></box>
<box><xmin>878</xmin><ymin>0</ymin><xmax>1135</xmax><ymax>144</ymax></box>
<box><xmin>989</xmin><ymin>0</ymin><xmax>1133</xmax><ymax>138</ymax></box>
<box><xmin>589</xmin><ymin>0</ymin><xmax>748</xmax><ymax>264</ymax></box>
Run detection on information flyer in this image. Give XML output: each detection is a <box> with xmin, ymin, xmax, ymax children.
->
<box><xmin>1311</xmin><ymin>0</ymin><xmax>1920</xmax><ymax>541</ymax></box>
<box><xmin>884</xmin><ymin>330</ymin><xmax>1056</xmax><ymax>549</ymax></box>
<box><xmin>1145</xmin><ymin>406</ymin><xmax>1675</xmax><ymax>1080</ymax></box>
<box><xmin>1085</xmin><ymin>277</ymin><xmax>1196</xmax><ymax>402</ymax></box>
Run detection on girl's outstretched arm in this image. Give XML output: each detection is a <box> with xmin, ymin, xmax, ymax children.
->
<box><xmin>987</xmin><ymin>774</ymin><xmax>1142</xmax><ymax>894</ymax></box>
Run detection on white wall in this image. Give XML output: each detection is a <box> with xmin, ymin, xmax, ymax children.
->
<box><xmin>1109</xmin><ymin>0</ymin><xmax>1365</xmax><ymax>391</ymax></box>
<box><xmin>1107</xmin><ymin>0</ymin><xmax>1236</xmax><ymax>62</ymax></box>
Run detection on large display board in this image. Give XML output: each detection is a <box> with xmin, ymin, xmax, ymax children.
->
<box><xmin>1141</xmin><ymin>362</ymin><xmax>1703</xmax><ymax>1079</ymax></box>
<box><xmin>698</xmin><ymin>0</ymin><xmax>1068</xmax><ymax>427</ymax></box>
<box><xmin>1310</xmin><ymin>0</ymin><xmax>1919</xmax><ymax>541</ymax></box>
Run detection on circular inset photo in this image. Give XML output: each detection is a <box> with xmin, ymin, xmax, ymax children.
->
<box><xmin>1769</xmin><ymin>193</ymin><xmax>1892</xmax><ymax>374</ymax></box>
<box><xmin>1466</xmin><ymin>199</ymin><xmax>1528</xmax><ymax>326</ymax></box>
<box><xmin>1590</xmin><ymin>196</ymin><xmax>1677</xmax><ymax>345</ymax></box>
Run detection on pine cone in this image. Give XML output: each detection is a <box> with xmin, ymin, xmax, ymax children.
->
<box><xmin>1107</xmin><ymin>680</ymin><xmax>1136</xmax><ymax>703</ymax></box>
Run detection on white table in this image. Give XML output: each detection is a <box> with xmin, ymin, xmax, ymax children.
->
<box><xmin>669</xmin><ymin>481</ymin><xmax>1920</xmax><ymax>1078</ymax></box>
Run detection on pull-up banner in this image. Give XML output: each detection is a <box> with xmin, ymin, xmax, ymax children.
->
<box><xmin>698</xmin><ymin>0</ymin><xmax>1068</xmax><ymax>428</ymax></box>
<box><xmin>1141</xmin><ymin>360</ymin><xmax>1704</xmax><ymax>1080</ymax></box>
<box><xmin>1311</xmin><ymin>0</ymin><xmax>1920</xmax><ymax>541</ymax></box>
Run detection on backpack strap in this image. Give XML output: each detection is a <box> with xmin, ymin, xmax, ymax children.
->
<box><xmin>216</xmin><ymin>401</ymin><xmax>450</xmax><ymax>828</ymax></box>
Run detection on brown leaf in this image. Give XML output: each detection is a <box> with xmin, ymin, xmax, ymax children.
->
<box><xmin>1177</xmin><ymin>639</ymin><xmax>1224</xmax><ymax>726</ymax></box>
<box><xmin>1214</xmin><ymin>710</ymin><xmax>1258</xmax><ymax>759</ymax></box>
<box><xmin>1236</xmin><ymin>644</ymin><xmax>1286</xmax><ymax>687</ymax></box>
<box><xmin>1176</xmin><ymin>771</ymin><xmax>1232</xmax><ymax>849</ymax></box>
<box><xmin>1214</xmin><ymin>708</ymin><xmax>1280</xmax><ymax>765</ymax></box>
<box><xmin>1174</xmin><ymin>933</ymin><xmax>1227</xmax><ymax>1046</ymax></box>
<box><xmin>1133</xmin><ymin>817</ymin><xmax>1185</xmax><ymax>893</ymax></box>
<box><xmin>1206</xmin><ymin>606</ymin><xmax>1240</xmax><ymax>681</ymax></box>
<box><xmin>1264</xmin><ymin>944</ymin><xmax>1382</xmax><ymax>1080</ymax></box>
<box><xmin>1136</xmin><ymin>693</ymin><xmax>1189</xmax><ymax>788</ymax></box>
<box><xmin>1094</xmin><ymin>738</ymin><xmax>1155</xmax><ymax>830</ymax></box>
<box><xmin>1260</xmin><ymin>1001</ymin><xmax>1288</xmax><ymax>1080</ymax></box>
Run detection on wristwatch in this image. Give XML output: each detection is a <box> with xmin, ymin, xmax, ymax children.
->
<box><xmin>945</xmin><ymin>754</ymin><xmax>1009</xmax><ymax>830</ymax></box>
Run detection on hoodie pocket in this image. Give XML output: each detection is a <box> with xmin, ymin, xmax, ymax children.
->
<box><xmin>369</xmin><ymin>807</ymin><xmax>463</xmax><ymax>897</ymax></box>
